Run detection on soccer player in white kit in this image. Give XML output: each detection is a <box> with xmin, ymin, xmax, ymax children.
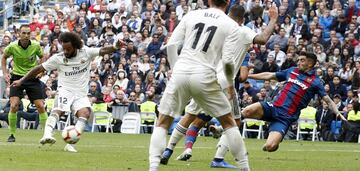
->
<box><xmin>161</xmin><ymin>4</ymin><xmax>279</xmax><ymax>168</ymax></box>
<box><xmin>11</xmin><ymin>32</ymin><xmax>120</xmax><ymax>152</ymax></box>
<box><xmin>148</xmin><ymin>0</ymin><xmax>248</xmax><ymax>170</ymax></box>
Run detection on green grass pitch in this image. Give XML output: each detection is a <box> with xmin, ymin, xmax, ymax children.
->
<box><xmin>0</xmin><ymin>129</ymin><xmax>359</xmax><ymax>171</ymax></box>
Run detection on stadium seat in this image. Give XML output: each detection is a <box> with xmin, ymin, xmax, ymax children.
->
<box><xmin>21</xmin><ymin>118</ymin><xmax>36</xmax><ymax>129</ymax></box>
<box><xmin>242</xmin><ymin>119</ymin><xmax>265</xmax><ymax>139</ymax></box>
<box><xmin>0</xmin><ymin>99</ymin><xmax>9</xmax><ymax>109</ymax></box>
<box><xmin>112</xmin><ymin>105</ymin><xmax>128</xmax><ymax>120</ymax></box>
<box><xmin>91</xmin><ymin>103</ymin><xmax>114</xmax><ymax>133</ymax></box>
<box><xmin>140</xmin><ymin>112</ymin><xmax>157</xmax><ymax>133</ymax></box>
<box><xmin>91</xmin><ymin>111</ymin><xmax>113</xmax><ymax>133</ymax></box>
<box><xmin>296</xmin><ymin>118</ymin><xmax>318</xmax><ymax>141</ymax></box>
<box><xmin>121</xmin><ymin>112</ymin><xmax>141</xmax><ymax>134</ymax></box>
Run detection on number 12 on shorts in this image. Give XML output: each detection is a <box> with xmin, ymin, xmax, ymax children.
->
<box><xmin>59</xmin><ymin>97</ymin><xmax>68</xmax><ymax>104</ymax></box>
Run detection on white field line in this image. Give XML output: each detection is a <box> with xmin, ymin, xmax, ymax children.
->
<box><xmin>0</xmin><ymin>142</ymin><xmax>359</xmax><ymax>153</ymax></box>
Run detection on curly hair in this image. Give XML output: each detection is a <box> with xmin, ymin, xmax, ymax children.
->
<box><xmin>58</xmin><ymin>32</ymin><xmax>83</xmax><ymax>49</ymax></box>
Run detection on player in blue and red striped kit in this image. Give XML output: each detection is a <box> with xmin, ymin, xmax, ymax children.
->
<box><xmin>244</xmin><ymin>51</ymin><xmax>346</xmax><ymax>152</ymax></box>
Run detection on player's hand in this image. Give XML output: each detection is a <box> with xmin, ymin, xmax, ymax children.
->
<box><xmin>248</xmin><ymin>63</ymin><xmax>255</xmax><ymax>68</ymax></box>
<box><xmin>227</xmin><ymin>85</ymin><xmax>235</xmax><ymax>100</ymax></box>
<box><xmin>115</xmin><ymin>39</ymin><xmax>126</xmax><ymax>49</ymax></box>
<box><xmin>4</xmin><ymin>73</ymin><xmax>10</xmax><ymax>84</ymax></box>
<box><xmin>36</xmin><ymin>72</ymin><xmax>44</xmax><ymax>79</ymax></box>
<box><xmin>11</xmin><ymin>79</ymin><xmax>22</xmax><ymax>87</ymax></box>
<box><xmin>269</xmin><ymin>3</ymin><xmax>278</xmax><ymax>21</ymax></box>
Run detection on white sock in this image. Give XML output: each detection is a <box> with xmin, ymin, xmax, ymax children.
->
<box><xmin>75</xmin><ymin>117</ymin><xmax>87</xmax><ymax>134</ymax></box>
<box><xmin>214</xmin><ymin>134</ymin><xmax>229</xmax><ymax>159</ymax></box>
<box><xmin>44</xmin><ymin>113</ymin><xmax>59</xmax><ymax>137</ymax></box>
<box><xmin>149</xmin><ymin>127</ymin><xmax>167</xmax><ymax>169</ymax></box>
<box><xmin>167</xmin><ymin>123</ymin><xmax>187</xmax><ymax>150</ymax></box>
<box><xmin>223</xmin><ymin>127</ymin><xmax>249</xmax><ymax>169</ymax></box>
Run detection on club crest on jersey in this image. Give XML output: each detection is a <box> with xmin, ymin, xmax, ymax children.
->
<box><xmin>306</xmin><ymin>78</ymin><xmax>313</xmax><ymax>82</ymax></box>
<box><xmin>80</xmin><ymin>58</ymin><xmax>86</xmax><ymax>63</ymax></box>
<box><xmin>288</xmin><ymin>78</ymin><xmax>308</xmax><ymax>90</ymax></box>
<box><xmin>29</xmin><ymin>55</ymin><xmax>36</xmax><ymax>61</ymax></box>
<box><xmin>63</xmin><ymin>58</ymin><xmax>68</xmax><ymax>65</ymax></box>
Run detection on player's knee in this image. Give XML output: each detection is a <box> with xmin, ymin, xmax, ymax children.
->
<box><xmin>241</xmin><ymin>107</ymin><xmax>252</xmax><ymax>118</ymax></box>
<box><xmin>35</xmin><ymin>103</ymin><xmax>45</xmax><ymax>110</ymax></box>
<box><xmin>76</xmin><ymin>107</ymin><xmax>91</xmax><ymax>119</ymax></box>
<box><xmin>156</xmin><ymin>114</ymin><xmax>173</xmax><ymax>129</ymax></box>
<box><xmin>179</xmin><ymin>114</ymin><xmax>196</xmax><ymax>127</ymax></box>
<box><xmin>265</xmin><ymin>143</ymin><xmax>279</xmax><ymax>152</ymax></box>
<box><xmin>235</xmin><ymin>119</ymin><xmax>241</xmax><ymax>128</ymax></box>
<box><xmin>10</xmin><ymin>103</ymin><xmax>20</xmax><ymax>111</ymax></box>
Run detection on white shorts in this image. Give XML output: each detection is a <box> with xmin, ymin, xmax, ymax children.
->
<box><xmin>158</xmin><ymin>73</ymin><xmax>231</xmax><ymax>118</ymax></box>
<box><xmin>185</xmin><ymin>89</ymin><xmax>241</xmax><ymax>119</ymax></box>
<box><xmin>52</xmin><ymin>89</ymin><xmax>92</xmax><ymax>114</ymax></box>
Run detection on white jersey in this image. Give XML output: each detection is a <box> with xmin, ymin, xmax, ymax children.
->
<box><xmin>217</xmin><ymin>25</ymin><xmax>257</xmax><ymax>89</ymax></box>
<box><xmin>42</xmin><ymin>47</ymin><xmax>100</xmax><ymax>97</ymax></box>
<box><xmin>168</xmin><ymin>8</ymin><xmax>240</xmax><ymax>77</ymax></box>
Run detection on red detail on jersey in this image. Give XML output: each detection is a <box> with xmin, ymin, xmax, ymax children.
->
<box><xmin>274</xmin><ymin>68</ymin><xmax>298</xmax><ymax>107</ymax></box>
<box><xmin>287</xmin><ymin>74</ymin><xmax>316</xmax><ymax>114</ymax></box>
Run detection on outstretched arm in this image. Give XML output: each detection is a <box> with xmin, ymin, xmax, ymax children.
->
<box><xmin>248</xmin><ymin>72</ymin><xmax>277</xmax><ymax>81</ymax></box>
<box><xmin>253</xmin><ymin>3</ymin><xmax>278</xmax><ymax>44</ymax></box>
<box><xmin>99</xmin><ymin>40</ymin><xmax>125</xmax><ymax>56</ymax></box>
<box><xmin>322</xmin><ymin>95</ymin><xmax>346</xmax><ymax>121</ymax></box>
<box><xmin>11</xmin><ymin>65</ymin><xmax>46</xmax><ymax>87</ymax></box>
<box><xmin>99</xmin><ymin>46</ymin><xmax>118</xmax><ymax>56</ymax></box>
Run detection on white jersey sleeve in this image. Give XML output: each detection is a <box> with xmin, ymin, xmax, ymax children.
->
<box><xmin>42</xmin><ymin>54</ymin><xmax>60</xmax><ymax>71</ymax></box>
<box><xmin>240</xmin><ymin>26</ymin><xmax>257</xmax><ymax>44</ymax></box>
<box><xmin>166</xmin><ymin>14</ymin><xmax>188</xmax><ymax>69</ymax></box>
<box><xmin>85</xmin><ymin>47</ymin><xmax>100</xmax><ymax>61</ymax></box>
<box><xmin>217</xmin><ymin>26</ymin><xmax>257</xmax><ymax>89</ymax></box>
<box><xmin>221</xmin><ymin>26</ymin><xmax>239</xmax><ymax>86</ymax></box>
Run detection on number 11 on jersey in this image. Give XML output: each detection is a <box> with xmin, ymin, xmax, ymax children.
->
<box><xmin>191</xmin><ymin>22</ymin><xmax>217</xmax><ymax>53</ymax></box>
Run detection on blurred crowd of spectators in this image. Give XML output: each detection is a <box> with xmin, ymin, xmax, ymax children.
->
<box><xmin>0</xmin><ymin>0</ymin><xmax>360</xmax><ymax>137</ymax></box>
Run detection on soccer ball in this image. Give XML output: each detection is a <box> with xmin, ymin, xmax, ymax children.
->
<box><xmin>61</xmin><ymin>125</ymin><xmax>81</xmax><ymax>144</ymax></box>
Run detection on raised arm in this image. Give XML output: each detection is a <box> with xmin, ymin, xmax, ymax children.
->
<box><xmin>248</xmin><ymin>72</ymin><xmax>277</xmax><ymax>80</ymax></box>
<box><xmin>322</xmin><ymin>95</ymin><xmax>346</xmax><ymax>120</ymax></box>
<box><xmin>253</xmin><ymin>3</ymin><xmax>278</xmax><ymax>44</ymax></box>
